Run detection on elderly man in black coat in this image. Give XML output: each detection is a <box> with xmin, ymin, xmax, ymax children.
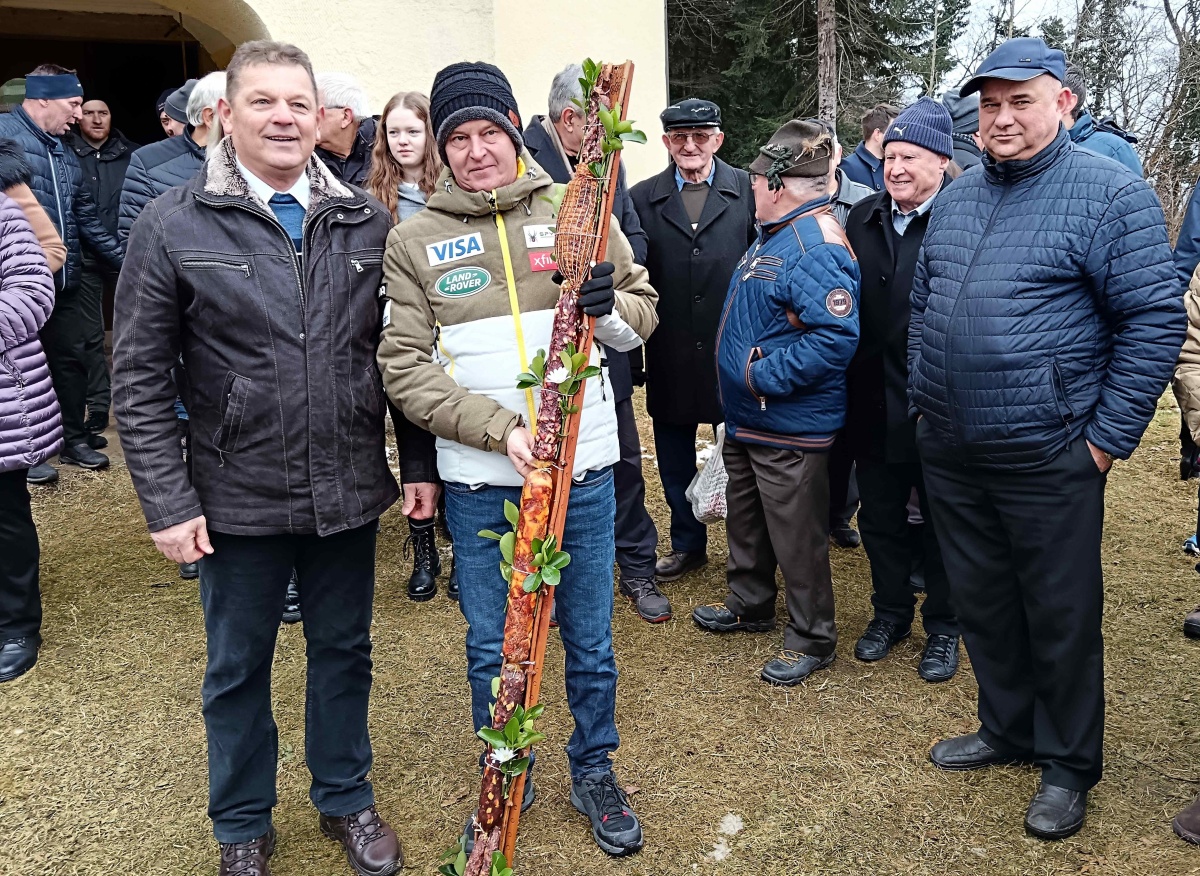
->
<box><xmin>630</xmin><ymin>99</ymin><xmax>756</xmax><ymax>582</ymax></box>
<box><xmin>843</xmin><ymin>97</ymin><xmax>960</xmax><ymax>685</ymax></box>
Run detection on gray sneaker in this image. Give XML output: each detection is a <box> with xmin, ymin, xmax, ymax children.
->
<box><xmin>570</xmin><ymin>771</ymin><xmax>644</xmax><ymax>857</ymax></box>
<box><xmin>618</xmin><ymin>575</ymin><xmax>672</xmax><ymax>623</ymax></box>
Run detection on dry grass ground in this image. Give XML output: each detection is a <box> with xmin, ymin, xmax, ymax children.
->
<box><xmin>3</xmin><ymin>395</ymin><xmax>1200</xmax><ymax>876</ymax></box>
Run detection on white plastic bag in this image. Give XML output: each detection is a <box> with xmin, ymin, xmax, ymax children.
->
<box><xmin>686</xmin><ymin>424</ymin><xmax>728</xmax><ymax>524</ymax></box>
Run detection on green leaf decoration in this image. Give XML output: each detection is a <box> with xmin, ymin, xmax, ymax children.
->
<box><xmin>531</xmin><ymin>537</ymin><xmax>543</xmax><ymax>555</ymax></box>
<box><xmin>522</xmin><ymin>571</ymin><xmax>543</xmax><ymax>593</ymax></box>
<box><xmin>499</xmin><ymin>531</ymin><xmax>515</xmax><ymax>564</ymax></box>
<box><xmin>507</xmin><ymin>756</ymin><xmax>531</xmax><ymax>776</ymax></box>
<box><xmin>500</xmin><ymin>562</ymin><xmax>513</xmax><ymax>582</ymax></box>
<box><xmin>491</xmin><ymin>676</ymin><xmax>501</xmax><ymax>698</ymax></box>
<box><xmin>542</xmin><ymin>534</ymin><xmax>558</xmax><ymax>553</ymax></box>
<box><xmin>503</xmin><ymin>500</ymin><xmax>519</xmax><ymax>527</ymax></box>
<box><xmin>504</xmin><ymin>715</ymin><xmax>520</xmax><ymax>741</ymax></box>
<box><xmin>550</xmin><ymin>551</ymin><xmax>571</xmax><ymax>570</ymax></box>
<box><xmin>620</xmin><ymin>131</ymin><xmax>648</xmax><ymax>145</ymax></box>
<box><xmin>571</xmin><ymin>352</ymin><xmax>588</xmax><ymax>371</ymax></box>
<box><xmin>542</xmin><ymin>566</ymin><xmax>561</xmax><ymax>587</ymax></box>
<box><xmin>477</xmin><ymin>727</ymin><xmax>507</xmax><ymax>748</ymax></box>
<box><xmin>526</xmin><ymin>703</ymin><xmax>545</xmax><ymax>721</ymax></box>
<box><xmin>478</xmin><ymin>529</ymin><xmax>503</xmax><ymax>541</ymax></box>
<box><xmin>579</xmin><ymin>365</ymin><xmax>602</xmax><ymax>380</ymax></box>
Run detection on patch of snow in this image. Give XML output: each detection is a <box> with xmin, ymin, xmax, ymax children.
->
<box><xmin>706</xmin><ymin>813</ymin><xmax>744</xmax><ymax>862</ymax></box>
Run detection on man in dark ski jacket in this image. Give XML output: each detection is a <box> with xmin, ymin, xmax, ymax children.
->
<box><xmin>911</xmin><ymin>38</ymin><xmax>1185</xmax><ymax>841</ymax></box>
<box><xmin>0</xmin><ymin>66</ymin><xmax>122</xmax><ymax>474</ymax></box>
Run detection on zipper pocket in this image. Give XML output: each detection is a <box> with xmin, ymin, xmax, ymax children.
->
<box><xmin>0</xmin><ymin>352</ymin><xmax>24</xmax><ymax>388</ymax></box>
<box><xmin>1051</xmin><ymin>360</ymin><xmax>1076</xmax><ymax>425</ymax></box>
<box><xmin>745</xmin><ymin>347</ymin><xmax>765</xmax><ymax>411</ymax></box>
<box><xmin>180</xmin><ymin>257</ymin><xmax>251</xmax><ymax>278</ymax></box>
<box><xmin>350</xmin><ymin>255</ymin><xmax>383</xmax><ymax>273</ymax></box>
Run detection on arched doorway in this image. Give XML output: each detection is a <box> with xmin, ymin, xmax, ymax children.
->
<box><xmin>0</xmin><ymin>0</ymin><xmax>269</xmax><ymax>144</ymax></box>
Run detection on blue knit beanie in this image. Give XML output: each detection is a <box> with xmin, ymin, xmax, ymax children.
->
<box><xmin>883</xmin><ymin>97</ymin><xmax>954</xmax><ymax>160</ymax></box>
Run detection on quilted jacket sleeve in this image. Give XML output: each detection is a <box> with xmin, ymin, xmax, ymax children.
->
<box><xmin>750</xmin><ymin>244</ymin><xmax>860</xmax><ymax>397</ymax></box>
<box><xmin>0</xmin><ymin>192</ymin><xmax>55</xmax><ymax>353</ymax></box>
<box><xmin>75</xmin><ymin>183</ymin><xmax>122</xmax><ymax>269</ymax></box>
<box><xmin>1083</xmin><ymin>180</ymin><xmax>1187</xmax><ymax>458</ymax></box>
<box><xmin>907</xmin><ymin>246</ymin><xmax>931</xmax><ymax>418</ymax></box>
<box><xmin>112</xmin><ymin>200</ymin><xmax>203</xmax><ymax>532</ymax></box>
<box><xmin>118</xmin><ymin>151</ymin><xmax>153</xmax><ymax>249</ymax></box>
<box><xmin>1176</xmin><ymin>179</ymin><xmax>1200</xmax><ymax>290</ymax></box>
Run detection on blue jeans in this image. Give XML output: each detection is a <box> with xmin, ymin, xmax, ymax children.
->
<box><xmin>199</xmin><ymin>524</ymin><xmax>378</xmax><ymax>842</ymax></box>
<box><xmin>444</xmin><ymin>466</ymin><xmax>620</xmax><ymax>779</ymax></box>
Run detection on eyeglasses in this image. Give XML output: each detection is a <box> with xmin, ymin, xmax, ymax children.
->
<box><xmin>749</xmin><ymin>172</ymin><xmax>762</xmax><ymax>184</ymax></box>
<box><xmin>668</xmin><ymin>131</ymin><xmax>714</xmax><ymax>146</ymax></box>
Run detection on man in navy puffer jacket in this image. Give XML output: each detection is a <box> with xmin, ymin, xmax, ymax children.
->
<box><xmin>910</xmin><ymin>38</ymin><xmax>1185</xmax><ymax>841</ymax></box>
<box><xmin>694</xmin><ymin>119</ymin><xmax>859</xmax><ymax>688</ymax></box>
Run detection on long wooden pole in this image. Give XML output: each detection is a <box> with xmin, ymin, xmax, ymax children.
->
<box><xmin>498</xmin><ymin>62</ymin><xmax>635</xmax><ymax>867</ymax></box>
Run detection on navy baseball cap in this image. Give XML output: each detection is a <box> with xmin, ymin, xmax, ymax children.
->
<box><xmin>660</xmin><ymin>98</ymin><xmax>721</xmax><ymax>130</ymax></box>
<box><xmin>960</xmin><ymin>37</ymin><xmax>1067</xmax><ymax>98</ymax></box>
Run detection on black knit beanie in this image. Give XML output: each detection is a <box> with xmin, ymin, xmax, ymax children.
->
<box><xmin>429</xmin><ymin>61</ymin><xmax>523</xmax><ymax>162</ymax></box>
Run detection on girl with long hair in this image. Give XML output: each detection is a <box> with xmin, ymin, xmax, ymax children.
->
<box><xmin>365</xmin><ymin>91</ymin><xmax>442</xmax><ymax>222</ymax></box>
<box><xmin>365</xmin><ymin>92</ymin><xmax>453</xmax><ymax>602</ymax></box>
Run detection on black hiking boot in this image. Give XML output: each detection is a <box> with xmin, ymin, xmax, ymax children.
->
<box><xmin>405</xmin><ymin>518</ymin><xmax>440</xmax><ymax>601</ymax></box>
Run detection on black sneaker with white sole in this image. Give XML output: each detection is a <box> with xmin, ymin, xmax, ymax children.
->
<box><xmin>570</xmin><ymin>771</ymin><xmax>644</xmax><ymax>857</ymax></box>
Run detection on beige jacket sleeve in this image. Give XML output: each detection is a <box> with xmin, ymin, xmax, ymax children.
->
<box><xmin>1174</xmin><ymin>267</ymin><xmax>1200</xmax><ymax>444</ymax></box>
<box><xmin>605</xmin><ymin>215</ymin><xmax>659</xmax><ymax>343</ymax></box>
<box><xmin>5</xmin><ymin>183</ymin><xmax>66</xmax><ymax>274</ymax></box>
<box><xmin>377</xmin><ymin>228</ymin><xmax>521</xmax><ymax>455</ymax></box>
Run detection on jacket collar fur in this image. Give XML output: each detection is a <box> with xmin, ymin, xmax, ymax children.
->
<box><xmin>200</xmin><ymin>135</ymin><xmax>359</xmax><ymax>212</ymax></box>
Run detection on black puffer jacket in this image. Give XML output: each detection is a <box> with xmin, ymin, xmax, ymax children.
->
<box><xmin>69</xmin><ymin>130</ymin><xmax>137</xmax><ymax>238</ymax></box>
<box><xmin>0</xmin><ymin>106</ymin><xmax>122</xmax><ymax>291</ymax></box>
<box><xmin>114</xmin><ymin>138</ymin><xmax>406</xmax><ymax>536</ymax></box>
<box><xmin>117</xmin><ymin>131</ymin><xmax>205</xmax><ymax>247</ymax></box>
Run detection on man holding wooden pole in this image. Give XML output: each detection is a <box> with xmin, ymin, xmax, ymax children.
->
<box><xmin>377</xmin><ymin>62</ymin><xmax>656</xmax><ymax>858</ymax></box>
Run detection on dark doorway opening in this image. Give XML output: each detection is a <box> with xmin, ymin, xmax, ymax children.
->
<box><xmin>0</xmin><ymin>37</ymin><xmax>206</xmax><ymax>146</ymax></box>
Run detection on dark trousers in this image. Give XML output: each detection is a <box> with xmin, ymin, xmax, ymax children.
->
<box><xmin>918</xmin><ymin>422</ymin><xmax>1106</xmax><ymax>791</ymax></box>
<box><xmin>856</xmin><ymin>459</ymin><xmax>955</xmax><ymax>635</ymax></box>
<box><xmin>0</xmin><ymin>469</ymin><xmax>40</xmax><ymax>642</ymax></box>
<box><xmin>39</xmin><ymin>285</ymin><xmax>89</xmax><ymax>446</ymax></box>
<box><xmin>199</xmin><ymin>524</ymin><xmax>378</xmax><ymax>843</ymax></box>
<box><xmin>614</xmin><ymin>397</ymin><xmax>657</xmax><ymax>578</ymax></box>
<box><xmin>723</xmin><ymin>435</ymin><xmax>837</xmax><ymax>656</ymax></box>
<box><xmin>653</xmin><ymin>420</ymin><xmax>716</xmax><ymax>554</ymax></box>
<box><xmin>828</xmin><ymin>433</ymin><xmax>859</xmax><ymax>529</ymax></box>
<box><xmin>78</xmin><ymin>267</ymin><xmax>111</xmax><ymax>426</ymax></box>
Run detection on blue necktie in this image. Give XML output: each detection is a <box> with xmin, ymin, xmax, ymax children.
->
<box><xmin>268</xmin><ymin>193</ymin><xmax>305</xmax><ymax>253</ymax></box>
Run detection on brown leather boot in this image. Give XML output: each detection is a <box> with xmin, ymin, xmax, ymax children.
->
<box><xmin>218</xmin><ymin>827</ymin><xmax>276</xmax><ymax>876</ymax></box>
<box><xmin>1174</xmin><ymin>795</ymin><xmax>1200</xmax><ymax>844</ymax></box>
<box><xmin>319</xmin><ymin>805</ymin><xmax>403</xmax><ymax>875</ymax></box>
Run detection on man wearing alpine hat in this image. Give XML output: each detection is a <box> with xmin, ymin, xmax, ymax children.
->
<box><xmin>911</xmin><ymin>37</ymin><xmax>1184</xmax><ymax>839</ymax></box>
<box><xmin>693</xmin><ymin>119</ymin><xmax>860</xmax><ymax>687</ymax></box>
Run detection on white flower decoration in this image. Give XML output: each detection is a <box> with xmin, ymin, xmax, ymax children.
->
<box><xmin>490</xmin><ymin>746</ymin><xmax>517</xmax><ymax>765</ymax></box>
<box><xmin>545</xmin><ymin>365</ymin><xmax>572</xmax><ymax>385</ymax></box>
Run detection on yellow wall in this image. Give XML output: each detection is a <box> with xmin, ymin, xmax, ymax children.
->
<box><xmin>177</xmin><ymin>0</ymin><xmax>670</xmax><ymax>184</ymax></box>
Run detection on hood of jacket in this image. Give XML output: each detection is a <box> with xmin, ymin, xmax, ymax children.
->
<box><xmin>0</xmin><ymin>137</ymin><xmax>31</xmax><ymax>190</ymax></box>
<box><xmin>425</xmin><ymin>151</ymin><xmax>555</xmax><ymax>219</ymax></box>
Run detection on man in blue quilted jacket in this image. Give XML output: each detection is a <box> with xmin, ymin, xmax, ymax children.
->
<box><xmin>910</xmin><ymin>38</ymin><xmax>1185</xmax><ymax>840</ymax></box>
<box><xmin>694</xmin><ymin>119</ymin><xmax>860</xmax><ymax>687</ymax></box>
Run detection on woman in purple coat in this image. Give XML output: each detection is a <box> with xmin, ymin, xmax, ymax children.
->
<box><xmin>0</xmin><ymin>188</ymin><xmax>63</xmax><ymax>682</ymax></box>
